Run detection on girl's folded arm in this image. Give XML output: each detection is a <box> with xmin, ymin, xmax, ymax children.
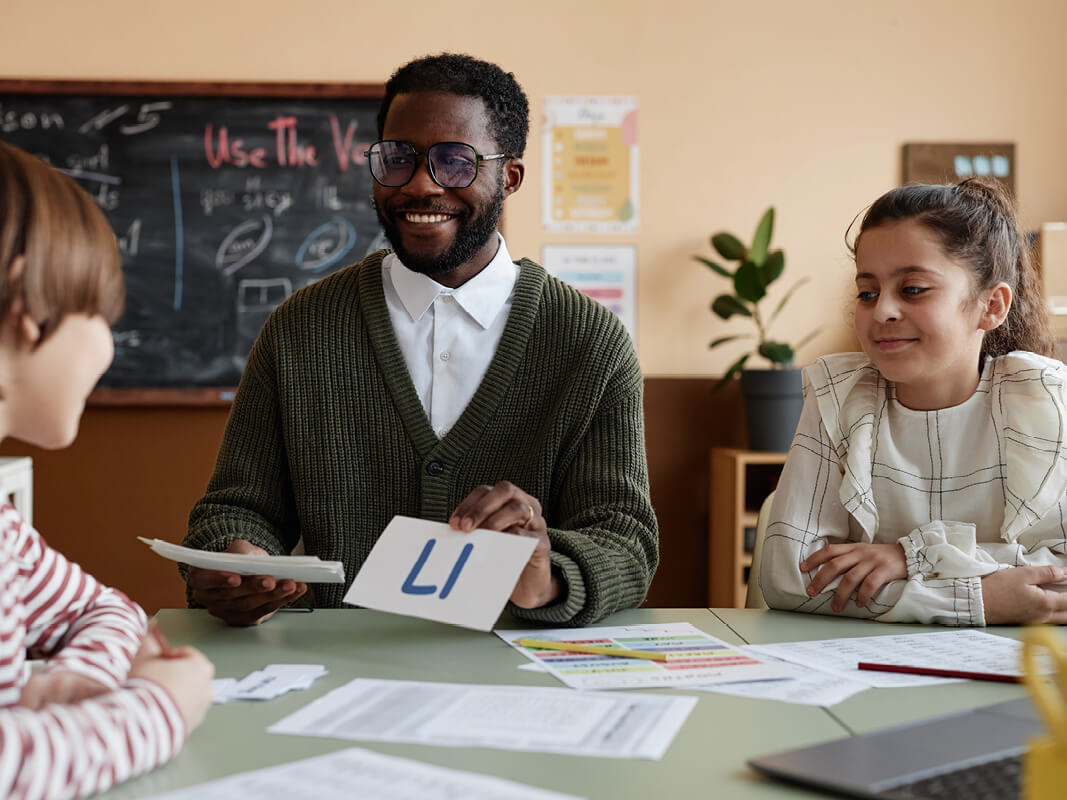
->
<box><xmin>759</xmin><ymin>395</ymin><xmax>987</xmax><ymax>625</ymax></box>
<box><xmin>759</xmin><ymin>395</ymin><xmax>853</xmax><ymax>610</ymax></box>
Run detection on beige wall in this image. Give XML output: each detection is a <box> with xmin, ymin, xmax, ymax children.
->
<box><xmin>5</xmin><ymin>0</ymin><xmax>1067</xmax><ymax>377</ymax></box>
<box><xmin>2</xmin><ymin>1</ymin><xmax>1067</xmax><ymax>612</ymax></box>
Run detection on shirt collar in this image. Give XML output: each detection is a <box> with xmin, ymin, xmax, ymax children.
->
<box><xmin>387</xmin><ymin>234</ymin><xmax>516</xmax><ymax>329</ymax></box>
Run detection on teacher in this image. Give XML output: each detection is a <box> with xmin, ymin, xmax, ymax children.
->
<box><xmin>181</xmin><ymin>53</ymin><xmax>658</xmax><ymax>627</ymax></box>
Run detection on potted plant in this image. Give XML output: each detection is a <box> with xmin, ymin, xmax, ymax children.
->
<box><xmin>695</xmin><ymin>207</ymin><xmax>817</xmax><ymax>451</ymax></box>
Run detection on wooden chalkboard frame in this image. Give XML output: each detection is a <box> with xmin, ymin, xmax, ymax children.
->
<box><xmin>1</xmin><ymin>78</ymin><xmax>384</xmax><ymax>406</ymax></box>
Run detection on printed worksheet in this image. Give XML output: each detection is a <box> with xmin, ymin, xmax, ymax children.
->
<box><xmin>142</xmin><ymin>746</ymin><xmax>583</xmax><ymax>800</ymax></box>
<box><xmin>746</xmin><ymin>629</ymin><xmax>1030</xmax><ymax>688</ymax></box>
<box><xmin>694</xmin><ymin>648</ymin><xmax>870</xmax><ymax>706</ymax></box>
<box><xmin>268</xmin><ymin>678</ymin><xmax>696</xmax><ymax>760</ymax></box>
<box><xmin>495</xmin><ymin>622</ymin><xmax>788</xmax><ymax>690</ymax></box>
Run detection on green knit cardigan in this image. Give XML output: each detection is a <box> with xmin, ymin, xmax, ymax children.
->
<box><xmin>184</xmin><ymin>251</ymin><xmax>658</xmax><ymax>626</ymax></box>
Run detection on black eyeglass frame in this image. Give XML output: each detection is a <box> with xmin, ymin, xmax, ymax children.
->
<box><xmin>363</xmin><ymin>140</ymin><xmax>513</xmax><ymax>189</ymax></box>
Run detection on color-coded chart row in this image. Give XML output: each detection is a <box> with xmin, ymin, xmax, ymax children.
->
<box><xmin>497</xmin><ymin>622</ymin><xmax>789</xmax><ymax>690</ymax></box>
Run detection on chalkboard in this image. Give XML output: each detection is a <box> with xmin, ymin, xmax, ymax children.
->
<box><xmin>0</xmin><ymin>80</ymin><xmax>386</xmax><ymax>404</ymax></box>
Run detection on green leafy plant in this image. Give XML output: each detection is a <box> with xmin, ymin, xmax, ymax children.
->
<box><xmin>695</xmin><ymin>207</ymin><xmax>817</xmax><ymax>388</ymax></box>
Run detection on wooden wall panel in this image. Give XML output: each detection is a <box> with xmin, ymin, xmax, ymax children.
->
<box><xmin>0</xmin><ymin>378</ymin><xmax>744</xmax><ymax>613</ymax></box>
<box><xmin>641</xmin><ymin>378</ymin><xmax>745</xmax><ymax>607</ymax></box>
<box><xmin>0</xmin><ymin>408</ymin><xmax>227</xmax><ymax>613</ymax></box>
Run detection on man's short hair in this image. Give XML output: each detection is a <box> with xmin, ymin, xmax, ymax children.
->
<box><xmin>377</xmin><ymin>53</ymin><xmax>530</xmax><ymax>158</ymax></box>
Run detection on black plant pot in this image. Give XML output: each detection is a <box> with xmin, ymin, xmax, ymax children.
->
<box><xmin>740</xmin><ymin>368</ymin><xmax>803</xmax><ymax>452</ymax></box>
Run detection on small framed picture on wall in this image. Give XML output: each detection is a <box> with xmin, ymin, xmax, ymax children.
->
<box><xmin>902</xmin><ymin>142</ymin><xmax>1015</xmax><ymax>195</ymax></box>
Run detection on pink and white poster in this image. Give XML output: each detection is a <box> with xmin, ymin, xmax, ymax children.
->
<box><xmin>542</xmin><ymin>244</ymin><xmax>637</xmax><ymax>343</ymax></box>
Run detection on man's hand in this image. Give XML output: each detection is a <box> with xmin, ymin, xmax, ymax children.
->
<box><xmin>450</xmin><ymin>482</ymin><xmax>560</xmax><ymax>609</ymax></box>
<box><xmin>186</xmin><ymin>540</ymin><xmax>307</xmax><ymax>626</ymax></box>
<box><xmin>17</xmin><ymin>671</ymin><xmax>109</xmax><ymax>709</ymax></box>
<box><xmin>800</xmin><ymin>542</ymin><xmax>908</xmax><ymax>612</ymax></box>
<box><xmin>982</xmin><ymin>565</ymin><xmax>1067</xmax><ymax>624</ymax></box>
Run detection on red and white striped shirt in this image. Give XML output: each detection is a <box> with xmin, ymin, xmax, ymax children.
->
<box><xmin>0</xmin><ymin>503</ymin><xmax>185</xmax><ymax>799</ymax></box>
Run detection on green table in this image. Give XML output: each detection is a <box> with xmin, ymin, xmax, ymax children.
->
<box><xmin>94</xmin><ymin>608</ymin><xmax>1024</xmax><ymax>799</ymax></box>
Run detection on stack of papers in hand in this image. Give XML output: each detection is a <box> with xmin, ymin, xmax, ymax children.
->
<box><xmin>213</xmin><ymin>664</ymin><xmax>327</xmax><ymax>703</ymax></box>
<box><xmin>138</xmin><ymin>537</ymin><xmax>345</xmax><ymax>583</ymax></box>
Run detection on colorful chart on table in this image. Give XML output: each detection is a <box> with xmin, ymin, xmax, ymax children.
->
<box><xmin>495</xmin><ymin>622</ymin><xmax>788</xmax><ymax>690</ymax></box>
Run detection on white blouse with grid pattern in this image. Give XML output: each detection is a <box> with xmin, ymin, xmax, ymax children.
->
<box><xmin>759</xmin><ymin>350</ymin><xmax>1067</xmax><ymax>626</ymax></box>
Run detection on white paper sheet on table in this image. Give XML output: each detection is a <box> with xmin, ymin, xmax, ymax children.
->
<box><xmin>138</xmin><ymin>537</ymin><xmax>345</xmax><ymax>582</ymax></box>
<box><xmin>517</xmin><ymin>647</ymin><xmax>869</xmax><ymax>706</ymax></box>
<box><xmin>692</xmin><ymin>648</ymin><xmax>870</xmax><ymax>705</ymax></box>
<box><xmin>496</xmin><ymin>622</ymin><xmax>788</xmax><ymax>690</ymax></box>
<box><xmin>268</xmin><ymin>677</ymin><xmax>696</xmax><ymax>760</ymax></box>
<box><xmin>141</xmin><ymin>746</ymin><xmax>584</xmax><ymax>800</ymax></box>
<box><xmin>745</xmin><ymin>629</ymin><xmax>1032</xmax><ymax>688</ymax></box>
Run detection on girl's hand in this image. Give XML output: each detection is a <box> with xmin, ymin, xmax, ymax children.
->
<box><xmin>800</xmin><ymin>543</ymin><xmax>908</xmax><ymax>612</ymax></box>
<box><xmin>129</xmin><ymin>635</ymin><xmax>215</xmax><ymax>732</ymax></box>
<box><xmin>17</xmin><ymin>671</ymin><xmax>109</xmax><ymax>709</ymax></box>
<box><xmin>981</xmin><ymin>566</ymin><xmax>1067</xmax><ymax>624</ymax></box>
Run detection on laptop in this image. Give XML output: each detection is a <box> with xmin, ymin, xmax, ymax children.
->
<box><xmin>747</xmin><ymin>697</ymin><xmax>1042</xmax><ymax>799</ymax></box>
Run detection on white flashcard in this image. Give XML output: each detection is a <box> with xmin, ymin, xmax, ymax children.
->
<box><xmin>343</xmin><ymin>516</ymin><xmax>538</xmax><ymax>631</ymax></box>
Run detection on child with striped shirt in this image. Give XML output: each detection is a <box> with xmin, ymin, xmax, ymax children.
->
<box><xmin>0</xmin><ymin>140</ymin><xmax>214</xmax><ymax>799</ymax></box>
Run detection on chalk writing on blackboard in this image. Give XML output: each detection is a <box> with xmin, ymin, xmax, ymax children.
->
<box><xmin>0</xmin><ymin>80</ymin><xmax>386</xmax><ymax>403</ymax></box>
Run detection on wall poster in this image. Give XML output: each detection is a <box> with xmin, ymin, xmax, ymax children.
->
<box><xmin>542</xmin><ymin>244</ymin><xmax>637</xmax><ymax>342</ymax></box>
<box><xmin>542</xmin><ymin>96</ymin><xmax>638</xmax><ymax>233</ymax></box>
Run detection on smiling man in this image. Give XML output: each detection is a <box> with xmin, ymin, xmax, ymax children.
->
<box><xmin>182</xmin><ymin>54</ymin><xmax>659</xmax><ymax>627</ymax></box>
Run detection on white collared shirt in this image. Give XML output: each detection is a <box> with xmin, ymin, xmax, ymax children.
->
<box><xmin>382</xmin><ymin>234</ymin><xmax>518</xmax><ymax>439</ymax></box>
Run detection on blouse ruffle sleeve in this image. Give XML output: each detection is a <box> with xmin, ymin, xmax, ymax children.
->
<box><xmin>892</xmin><ymin>353</ymin><xmax>1067</xmax><ymax>582</ymax></box>
<box><xmin>803</xmin><ymin>353</ymin><xmax>883</xmax><ymax>540</ymax></box>
<box><xmin>988</xmin><ymin>353</ymin><xmax>1067</xmax><ymax>542</ymax></box>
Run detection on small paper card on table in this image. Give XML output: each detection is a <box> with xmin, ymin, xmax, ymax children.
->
<box><xmin>138</xmin><ymin>538</ymin><xmax>345</xmax><ymax>583</ymax></box>
<box><xmin>343</xmin><ymin>516</ymin><xmax>536</xmax><ymax>631</ymax></box>
<box><xmin>213</xmin><ymin>663</ymin><xmax>327</xmax><ymax>703</ymax></box>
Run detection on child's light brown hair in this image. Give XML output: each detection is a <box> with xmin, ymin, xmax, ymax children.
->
<box><xmin>0</xmin><ymin>141</ymin><xmax>124</xmax><ymax>344</ymax></box>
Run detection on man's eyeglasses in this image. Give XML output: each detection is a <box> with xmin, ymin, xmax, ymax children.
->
<box><xmin>364</xmin><ymin>140</ymin><xmax>511</xmax><ymax>189</ymax></box>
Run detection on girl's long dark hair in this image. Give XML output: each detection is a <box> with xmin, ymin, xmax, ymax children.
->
<box><xmin>849</xmin><ymin>178</ymin><xmax>1054</xmax><ymax>359</ymax></box>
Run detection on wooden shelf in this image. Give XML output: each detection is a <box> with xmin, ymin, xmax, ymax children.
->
<box><xmin>708</xmin><ymin>447</ymin><xmax>786</xmax><ymax>608</ymax></box>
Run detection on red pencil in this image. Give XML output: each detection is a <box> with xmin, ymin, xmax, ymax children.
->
<box><xmin>148</xmin><ymin>624</ymin><xmax>178</xmax><ymax>659</ymax></box>
<box><xmin>857</xmin><ymin>662</ymin><xmax>1019</xmax><ymax>684</ymax></box>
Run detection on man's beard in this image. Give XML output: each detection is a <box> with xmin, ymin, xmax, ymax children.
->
<box><xmin>377</xmin><ymin>182</ymin><xmax>504</xmax><ymax>278</ymax></box>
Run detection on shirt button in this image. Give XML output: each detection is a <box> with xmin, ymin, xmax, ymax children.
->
<box><xmin>426</xmin><ymin>460</ymin><xmax>445</xmax><ymax>476</ymax></box>
<box><xmin>439</xmin><ymin>351</ymin><xmax>451</xmax><ymax>361</ymax></box>
<box><xmin>438</xmin><ymin>428</ymin><xmax>450</xmax><ymax>438</ymax></box>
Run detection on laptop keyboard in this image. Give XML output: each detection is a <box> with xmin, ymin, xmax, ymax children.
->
<box><xmin>887</xmin><ymin>753</ymin><xmax>1022</xmax><ymax>799</ymax></box>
